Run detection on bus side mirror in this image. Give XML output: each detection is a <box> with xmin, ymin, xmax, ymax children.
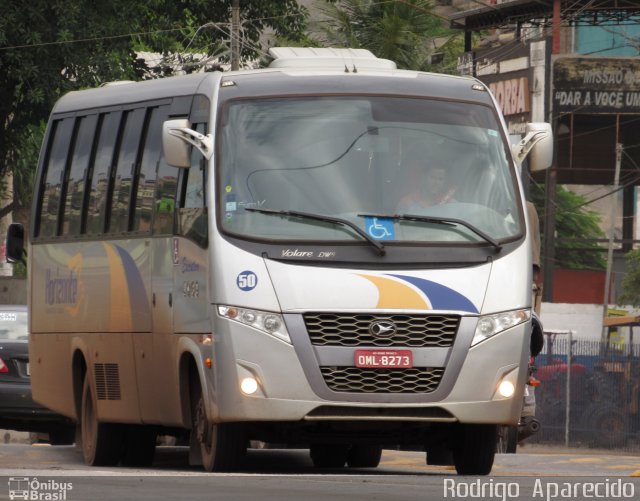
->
<box><xmin>511</xmin><ymin>122</ymin><xmax>553</xmax><ymax>172</ymax></box>
<box><xmin>162</xmin><ymin>119</ymin><xmax>213</xmax><ymax>168</ymax></box>
<box><xmin>6</xmin><ymin>223</ymin><xmax>25</xmax><ymax>264</ymax></box>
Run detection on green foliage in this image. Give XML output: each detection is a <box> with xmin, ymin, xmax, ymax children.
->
<box><xmin>0</xmin><ymin>0</ymin><xmax>308</xmax><ymax>209</ymax></box>
<box><xmin>530</xmin><ymin>184</ymin><xmax>606</xmax><ymax>271</ymax></box>
<box><xmin>619</xmin><ymin>250</ymin><xmax>640</xmax><ymax>307</ymax></box>
<box><xmin>313</xmin><ymin>0</ymin><xmax>459</xmax><ymax>71</ymax></box>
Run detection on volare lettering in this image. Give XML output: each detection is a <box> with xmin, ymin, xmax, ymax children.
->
<box><xmin>281</xmin><ymin>249</ymin><xmax>314</xmax><ymax>258</ymax></box>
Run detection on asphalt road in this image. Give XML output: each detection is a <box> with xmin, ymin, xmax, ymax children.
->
<box><xmin>1</xmin><ymin>444</ymin><xmax>639</xmax><ymax>501</ymax></box>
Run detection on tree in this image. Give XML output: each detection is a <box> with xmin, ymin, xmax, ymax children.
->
<box><xmin>312</xmin><ymin>0</ymin><xmax>461</xmax><ymax>71</ymax></box>
<box><xmin>0</xmin><ymin>0</ymin><xmax>308</xmax><ymax>217</ymax></box>
<box><xmin>530</xmin><ymin>184</ymin><xmax>606</xmax><ymax>271</ymax></box>
<box><xmin>619</xmin><ymin>250</ymin><xmax>640</xmax><ymax>306</ymax></box>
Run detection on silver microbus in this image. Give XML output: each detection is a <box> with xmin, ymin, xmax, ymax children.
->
<box><xmin>7</xmin><ymin>48</ymin><xmax>551</xmax><ymax>474</ymax></box>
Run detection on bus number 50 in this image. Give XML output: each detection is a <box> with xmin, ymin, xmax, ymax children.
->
<box><xmin>237</xmin><ymin>271</ymin><xmax>258</xmax><ymax>291</ymax></box>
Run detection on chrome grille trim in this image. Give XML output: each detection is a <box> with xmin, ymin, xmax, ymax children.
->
<box><xmin>304</xmin><ymin>313</ymin><xmax>459</xmax><ymax>347</ymax></box>
<box><xmin>320</xmin><ymin>366</ymin><xmax>444</xmax><ymax>394</ymax></box>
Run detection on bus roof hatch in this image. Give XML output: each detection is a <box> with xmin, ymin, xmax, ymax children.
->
<box><xmin>267</xmin><ymin>47</ymin><xmax>397</xmax><ymax>71</ymax></box>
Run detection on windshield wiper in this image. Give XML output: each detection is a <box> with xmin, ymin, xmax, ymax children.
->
<box><xmin>245</xmin><ymin>208</ymin><xmax>386</xmax><ymax>256</ymax></box>
<box><xmin>357</xmin><ymin>213</ymin><xmax>502</xmax><ymax>252</ymax></box>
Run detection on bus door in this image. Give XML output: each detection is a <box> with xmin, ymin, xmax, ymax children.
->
<box><xmin>172</xmin><ymin>129</ymin><xmax>210</xmax><ymax>340</ymax></box>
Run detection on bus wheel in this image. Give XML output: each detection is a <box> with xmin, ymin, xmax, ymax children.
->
<box><xmin>346</xmin><ymin>445</ymin><xmax>382</xmax><ymax>468</ymax></box>
<box><xmin>310</xmin><ymin>444</ymin><xmax>349</xmax><ymax>468</ymax></box>
<box><xmin>193</xmin><ymin>390</ymin><xmax>245</xmax><ymax>472</ymax></box>
<box><xmin>452</xmin><ymin>424</ymin><xmax>497</xmax><ymax>475</ymax></box>
<box><xmin>496</xmin><ymin>425</ymin><xmax>518</xmax><ymax>454</ymax></box>
<box><xmin>121</xmin><ymin>425</ymin><xmax>157</xmax><ymax>467</ymax></box>
<box><xmin>80</xmin><ymin>374</ymin><xmax>123</xmax><ymax>466</ymax></box>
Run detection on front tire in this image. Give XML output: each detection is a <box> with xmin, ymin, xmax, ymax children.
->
<box><xmin>453</xmin><ymin>424</ymin><xmax>497</xmax><ymax>475</ymax></box>
<box><xmin>80</xmin><ymin>374</ymin><xmax>123</xmax><ymax>466</ymax></box>
<box><xmin>192</xmin><ymin>386</ymin><xmax>246</xmax><ymax>472</ymax></box>
<box><xmin>347</xmin><ymin>445</ymin><xmax>382</xmax><ymax>468</ymax></box>
<box><xmin>310</xmin><ymin>444</ymin><xmax>350</xmax><ymax>468</ymax></box>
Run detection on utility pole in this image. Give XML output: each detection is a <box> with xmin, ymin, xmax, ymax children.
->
<box><xmin>602</xmin><ymin>143</ymin><xmax>623</xmax><ymax>340</ymax></box>
<box><xmin>231</xmin><ymin>0</ymin><xmax>240</xmax><ymax>71</ymax></box>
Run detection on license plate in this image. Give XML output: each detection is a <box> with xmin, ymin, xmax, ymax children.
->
<box><xmin>354</xmin><ymin>349</ymin><xmax>413</xmax><ymax>368</ymax></box>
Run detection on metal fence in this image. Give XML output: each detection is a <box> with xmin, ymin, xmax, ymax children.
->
<box><xmin>529</xmin><ymin>335</ymin><xmax>640</xmax><ymax>451</ymax></box>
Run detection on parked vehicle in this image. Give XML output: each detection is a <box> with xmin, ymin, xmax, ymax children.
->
<box><xmin>0</xmin><ymin>305</ymin><xmax>75</xmax><ymax>444</ymax></box>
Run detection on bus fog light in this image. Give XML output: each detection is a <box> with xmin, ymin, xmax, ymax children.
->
<box><xmin>240</xmin><ymin>377</ymin><xmax>259</xmax><ymax>395</ymax></box>
<box><xmin>498</xmin><ymin>381</ymin><xmax>515</xmax><ymax>398</ymax></box>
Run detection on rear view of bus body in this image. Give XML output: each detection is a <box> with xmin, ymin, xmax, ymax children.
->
<box><xmin>9</xmin><ymin>48</ymin><xmax>552</xmax><ymax>474</ymax></box>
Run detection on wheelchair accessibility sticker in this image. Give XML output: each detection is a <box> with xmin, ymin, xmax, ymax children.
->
<box><xmin>364</xmin><ymin>217</ymin><xmax>395</xmax><ymax>240</ymax></box>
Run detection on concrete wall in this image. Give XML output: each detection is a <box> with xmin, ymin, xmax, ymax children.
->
<box><xmin>540</xmin><ymin>302</ymin><xmax>640</xmax><ymax>341</ymax></box>
<box><xmin>0</xmin><ymin>278</ymin><xmax>27</xmax><ymax>305</ymax></box>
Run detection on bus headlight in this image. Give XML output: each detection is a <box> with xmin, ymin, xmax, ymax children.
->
<box><xmin>471</xmin><ymin>309</ymin><xmax>530</xmax><ymax>346</ymax></box>
<box><xmin>218</xmin><ymin>305</ymin><xmax>291</xmax><ymax>344</ymax></box>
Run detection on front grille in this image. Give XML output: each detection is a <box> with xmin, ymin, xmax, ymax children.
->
<box><xmin>304</xmin><ymin>313</ymin><xmax>459</xmax><ymax>347</ymax></box>
<box><xmin>320</xmin><ymin>366</ymin><xmax>444</xmax><ymax>394</ymax></box>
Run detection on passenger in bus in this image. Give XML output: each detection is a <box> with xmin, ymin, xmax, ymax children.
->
<box><xmin>395</xmin><ymin>155</ymin><xmax>456</xmax><ymax>214</ymax></box>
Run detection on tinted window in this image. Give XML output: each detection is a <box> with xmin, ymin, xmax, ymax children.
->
<box><xmin>133</xmin><ymin>106</ymin><xmax>168</xmax><ymax>232</ymax></box>
<box><xmin>154</xmin><ymin>157</ymin><xmax>178</xmax><ymax>235</ymax></box>
<box><xmin>38</xmin><ymin>117</ymin><xmax>75</xmax><ymax>238</ymax></box>
<box><xmin>109</xmin><ymin>108</ymin><xmax>146</xmax><ymax>234</ymax></box>
<box><xmin>86</xmin><ymin>112</ymin><xmax>122</xmax><ymax>235</ymax></box>
<box><xmin>61</xmin><ymin>115</ymin><xmax>98</xmax><ymax>236</ymax></box>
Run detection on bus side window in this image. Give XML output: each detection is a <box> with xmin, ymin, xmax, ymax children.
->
<box><xmin>108</xmin><ymin>108</ymin><xmax>146</xmax><ymax>234</ymax></box>
<box><xmin>177</xmin><ymin>123</ymin><xmax>208</xmax><ymax>246</ymax></box>
<box><xmin>61</xmin><ymin>115</ymin><xmax>99</xmax><ymax>237</ymax></box>
<box><xmin>153</xmin><ymin>124</ymin><xmax>178</xmax><ymax>235</ymax></box>
<box><xmin>36</xmin><ymin>117</ymin><xmax>75</xmax><ymax>238</ymax></box>
<box><xmin>85</xmin><ymin>112</ymin><xmax>122</xmax><ymax>235</ymax></box>
<box><xmin>132</xmin><ymin>106</ymin><xmax>168</xmax><ymax>233</ymax></box>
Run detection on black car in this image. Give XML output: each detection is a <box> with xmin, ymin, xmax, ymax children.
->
<box><xmin>0</xmin><ymin>305</ymin><xmax>75</xmax><ymax>444</ymax></box>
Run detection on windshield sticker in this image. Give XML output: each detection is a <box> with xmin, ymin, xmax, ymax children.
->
<box><xmin>364</xmin><ymin>216</ymin><xmax>395</xmax><ymax>240</ymax></box>
<box><xmin>237</xmin><ymin>270</ymin><xmax>258</xmax><ymax>291</ymax></box>
<box><xmin>487</xmin><ymin>129</ymin><xmax>499</xmax><ymax>137</ymax></box>
<box><xmin>225</xmin><ymin>193</ymin><xmax>237</xmax><ymax>212</ymax></box>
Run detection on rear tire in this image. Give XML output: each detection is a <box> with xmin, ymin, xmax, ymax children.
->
<box><xmin>346</xmin><ymin>445</ymin><xmax>382</xmax><ymax>468</ymax></box>
<box><xmin>587</xmin><ymin>405</ymin><xmax>627</xmax><ymax>448</ymax></box>
<box><xmin>121</xmin><ymin>425</ymin><xmax>157</xmax><ymax>467</ymax></box>
<box><xmin>310</xmin><ymin>444</ymin><xmax>350</xmax><ymax>468</ymax></box>
<box><xmin>80</xmin><ymin>374</ymin><xmax>123</xmax><ymax>466</ymax></box>
<box><xmin>453</xmin><ymin>424</ymin><xmax>497</xmax><ymax>475</ymax></box>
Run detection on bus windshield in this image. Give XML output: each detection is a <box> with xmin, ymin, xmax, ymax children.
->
<box><xmin>218</xmin><ymin>96</ymin><xmax>521</xmax><ymax>244</ymax></box>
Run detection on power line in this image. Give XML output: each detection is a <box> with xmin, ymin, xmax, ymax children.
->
<box><xmin>0</xmin><ymin>27</ymin><xmax>188</xmax><ymax>51</ymax></box>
